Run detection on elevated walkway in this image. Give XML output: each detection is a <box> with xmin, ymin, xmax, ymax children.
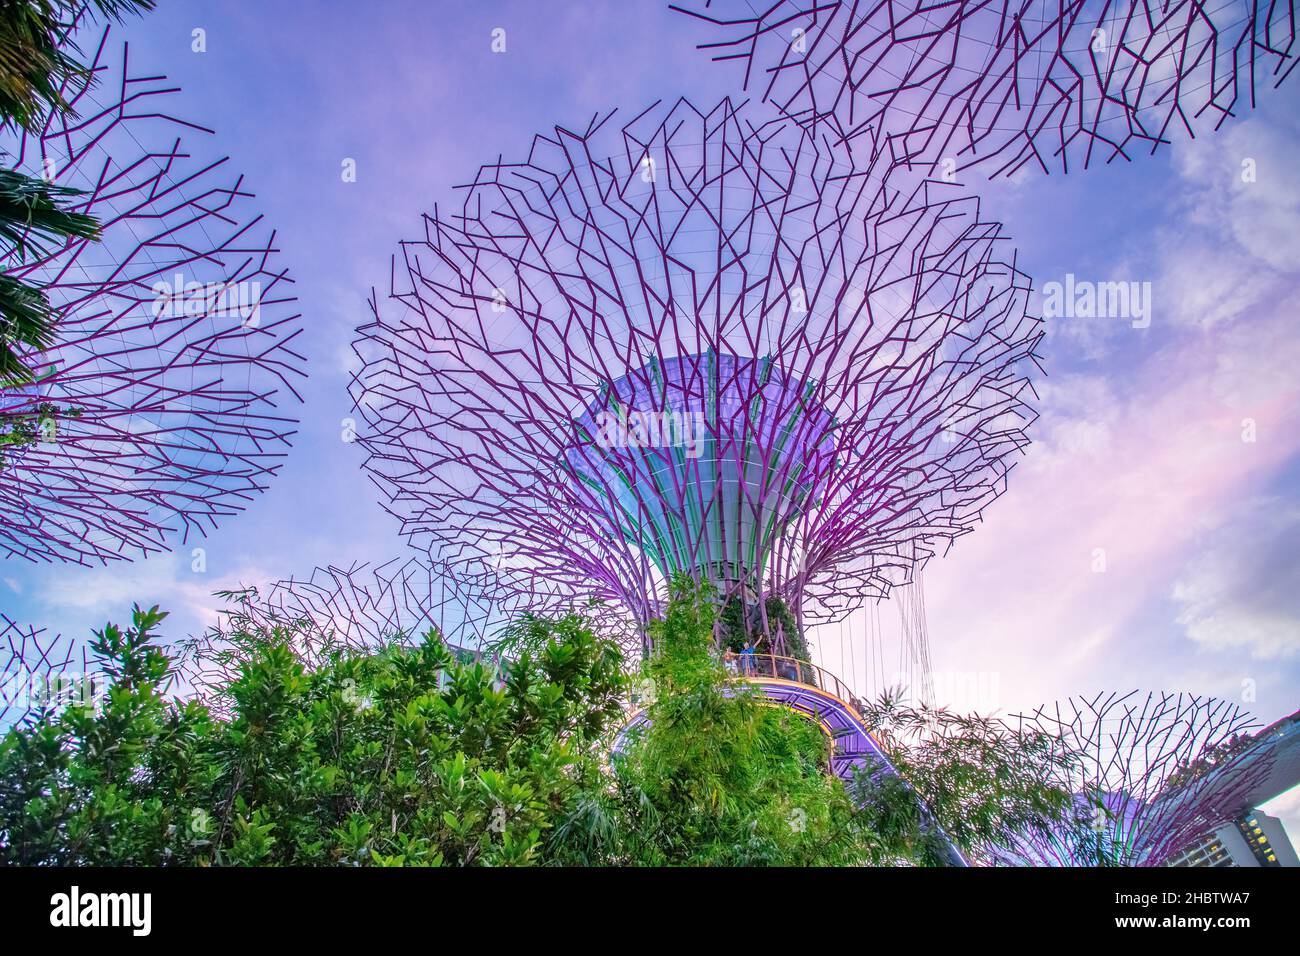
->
<box><xmin>617</xmin><ymin>652</ymin><xmax>968</xmax><ymax>866</ymax></box>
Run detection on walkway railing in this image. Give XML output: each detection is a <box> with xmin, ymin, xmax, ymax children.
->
<box><xmin>721</xmin><ymin>652</ymin><xmax>864</xmax><ymax>715</ymax></box>
<box><xmin>621</xmin><ymin>650</ymin><xmax>968</xmax><ymax>866</ymax></box>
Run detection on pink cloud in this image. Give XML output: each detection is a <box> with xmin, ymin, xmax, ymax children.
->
<box><xmin>915</xmin><ymin>112</ymin><xmax>1300</xmax><ymax>714</ymax></box>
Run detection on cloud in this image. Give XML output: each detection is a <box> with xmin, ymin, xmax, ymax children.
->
<box><xmin>31</xmin><ymin>553</ymin><xmax>279</xmax><ymax>647</ymax></box>
<box><xmin>1023</xmin><ymin>373</ymin><xmax>1122</xmax><ymax>471</ymax></box>
<box><xmin>1170</xmin><ymin>497</ymin><xmax>1300</xmax><ymax>661</ymax></box>
<box><xmin>1175</xmin><ymin>114</ymin><xmax>1300</xmax><ymax>275</ymax></box>
<box><xmin>923</xmin><ymin>301</ymin><xmax>1300</xmax><ymax>712</ymax></box>
<box><xmin>38</xmin><ymin>554</ymin><xmax>184</xmax><ymax>613</ymax></box>
<box><xmin>918</xmin><ymin>108</ymin><xmax>1300</xmax><ymax>716</ymax></box>
<box><xmin>1260</xmin><ymin>785</ymin><xmax>1300</xmax><ymax>856</ymax></box>
<box><xmin>1157</xmin><ymin>112</ymin><xmax>1300</xmax><ymax>331</ymax></box>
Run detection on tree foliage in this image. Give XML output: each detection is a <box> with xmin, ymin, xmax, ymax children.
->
<box><xmin>1</xmin><ymin>588</ymin><xmax>1089</xmax><ymax>867</ymax></box>
<box><xmin>0</xmin><ymin>604</ymin><xmax>627</xmax><ymax>866</ymax></box>
<box><xmin>718</xmin><ymin>593</ymin><xmax>811</xmax><ymax>661</ymax></box>
<box><xmin>854</xmin><ymin>692</ymin><xmax>1092</xmax><ymax>865</ymax></box>
<box><xmin>549</xmin><ymin>578</ymin><xmax>878</xmax><ymax>865</ymax></box>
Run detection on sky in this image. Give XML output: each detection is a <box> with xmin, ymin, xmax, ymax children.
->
<box><xmin>3</xmin><ymin>1</ymin><xmax>1299</xmax><ymax>841</ymax></box>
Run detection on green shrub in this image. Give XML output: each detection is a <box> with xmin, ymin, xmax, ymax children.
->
<box><xmin>0</xmin><ymin>591</ymin><xmax>1086</xmax><ymax>867</ymax></box>
<box><xmin>0</xmin><ymin>604</ymin><xmax>626</xmax><ymax>866</ymax></box>
<box><xmin>548</xmin><ymin>578</ymin><xmax>877</xmax><ymax>865</ymax></box>
<box><xmin>718</xmin><ymin>593</ymin><xmax>811</xmax><ymax>661</ymax></box>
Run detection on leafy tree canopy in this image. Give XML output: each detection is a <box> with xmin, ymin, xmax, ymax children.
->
<box><xmin>1</xmin><ymin>586</ymin><xmax>1087</xmax><ymax>867</ymax></box>
<box><xmin>0</xmin><ymin>604</ymin><xmax>627</xmax><ymax>865</ymax></box>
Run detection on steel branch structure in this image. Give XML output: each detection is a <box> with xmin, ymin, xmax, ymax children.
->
<box><xmin>996</xmin><ymin>691</ymin><xmax>1273</xmax><ymax>866</ymax></box>
<box><xmin>351</xmin><ymin>97</ymin><xmax>1041</xmax><ymax>652</ymax></box>
<box><xmin>0</xmin><ymin>615</ymin><xmax>102</xmax><ymax>728</ymax></box>
<box><xmin>3</xmin><ymin>562</ymin><xmax>491</xmax><ymax>724</ymax></box>
<box><xmin>0</xmin><ymin>27</ymin><xmax>305</xmax><ymax>565</ymax></box>
<box><xmin>671</xmin><ymin>1</ymin><xmax>1298</xmax><ymax>177</ymax></box>
<box><xmin>175</xmin><ymin>559</ymin><xmax>497</xmax><ymax>702</ymax></box>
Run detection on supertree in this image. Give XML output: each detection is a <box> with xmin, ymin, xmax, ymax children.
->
<box><xmin>0</xmin><ymin>615</ymin><xmax>102</xmax><ymax>728</ymax></box>
<box><xmin>350</xmin><ymin>97</ymin><xmax>1042</xmax><ymax>655</ymax></box>
<box><xmin>174</xmin><ymin>559</ymin><xmax>499</xmax><ymax>703</ymax></box>
<box><xmin>992</xmin><ymin>690</ymin><xmax>1274</xmax><ymax>867</ymax></box>
<box><xmin>670</xmin><ymin>0</ymin><xmax>1298</xmax><ymax>178</ymax></box>
<box><xmin>0</xmin><ymin>26</ymin><xmax>305</xmax><ymax>565</ymax></box>
<box><xmin>3</xmin><ymin>561</ymin><xmax>494</xmax><ymax>724</ymax></box>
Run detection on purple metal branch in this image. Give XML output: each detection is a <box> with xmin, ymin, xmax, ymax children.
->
<box><xmin>4</xmin><ymin>561</ymin><xmax>496</xmax><ymax>725</ymax></box>
<box><xmin>0</xmin><ymin>26</ymin><xmax>305</xmax><ymax>565</ymax></box>
<box><xmin>174</xmin><ymin>559</ymin><xmax>499</xmax><ymax>702</ymax></box>
<box><xmin>351</xmin><ymin>97</ymin><xmax>1042</xmax><ymax>646</ymax></box>
<box><xmin>671</xmin><ymin>1</ymin><xmax>1297</xmax><ymax>177</ymax></box>
<box><xmin>0</xmin><ymin>615</ymin><xmax>102</xmax><ymax>727</ymax></box>
<box><xmin>998</xmin><ymin>690</ymin><xmax>1272</xmax><ymax>866</ymax></box>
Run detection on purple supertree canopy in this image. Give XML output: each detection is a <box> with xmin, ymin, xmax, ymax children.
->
<box><xmin>3</xmin><ymin>562</ymin><xmax>492</xmax><ymax>724</ymax></box>
<box><xmin>174</xmin><ymin>559</ymin><xmax>497</xmax><ymax>702</ymax></box>
<box><xmin>565</xmin><ymin>352</ymin><xmax>837</xmax><ymax>592</ymax></box>
<box><xmin>351</xmin><ymin>97</ymin><xmax>1041</xmax><ymax>648</ymax></box>
<box><xmin>0</xmin><ymin>27</ymin><xmax>305</xmax><ymax>565</ymax></box>
<box><xmin>671</xmin><ymin>1</ymin><xmax>1297</xmax><ymax>177</ymax></box>
<box><xmin>995</xmin><ymin>691</ymin><xmax>1271</xmax><ymax>867</ymax></box>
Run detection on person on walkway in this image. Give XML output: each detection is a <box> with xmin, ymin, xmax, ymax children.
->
<box><xmin>740</xmin><ymin>640</ymin><xmax>756</xmax><ymax>676</ymax></box>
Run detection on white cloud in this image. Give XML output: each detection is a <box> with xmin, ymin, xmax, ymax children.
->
<box><xmin>1175</xmin><ymin>116</ymin><xmax>1300</xmax><ymax>274</ymax></box>
<box><xmin>30</xmin><ymin>552</ymin><xmax>278</xmax><ymax>648</ymax></box>
<box><xmin>1156</xmin><ymin>113</ymin><xmax>1300</xmax><ymax>332</ymax></box>
<box><xmin>1025</xmin><ymin>373</ymin><xmax>1121</xmax><ymax>471</ymax></box>
<box><xmin>921</xmin><ymin>144</ymin><xmax>1300</xmax><ymax>713</ymax></box>
<box><xmin>1170</xmin><ymin>498</ymin><xmax>1300</xmax><ymax>661</ymax></box>
<box><xmin>1260</xmin><ymin>784</ymin><xmax>1300</xmax><ymax>860</ymax></box>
